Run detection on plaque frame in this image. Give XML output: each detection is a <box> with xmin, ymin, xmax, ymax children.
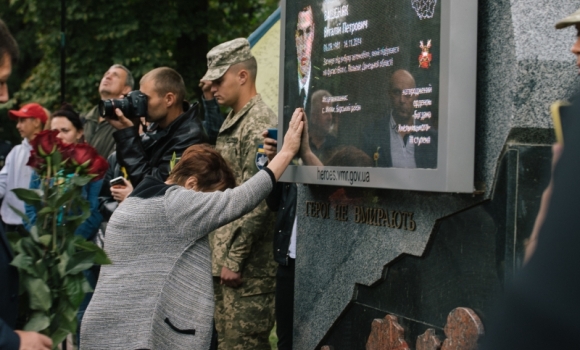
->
<box><xmin>277</xmin><ymin>0</ymin><xmax>478</xmax><ymax>193</ymax></box>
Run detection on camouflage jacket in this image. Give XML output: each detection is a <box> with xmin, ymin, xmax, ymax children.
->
<box><xmin>210</xmin><ymin>94</ymin><xmax>277</xmax><ymax>281</ymax></box>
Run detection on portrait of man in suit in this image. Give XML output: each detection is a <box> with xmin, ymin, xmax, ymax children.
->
<box><xmin>363</xmin><ymin>69</ymin><xmax>437</xmax><ymax>169</ymax></box>
<box><xmin>295</xmin><ymin>5</ymin><xmax>315</xmax><ymax>111</ymax></box>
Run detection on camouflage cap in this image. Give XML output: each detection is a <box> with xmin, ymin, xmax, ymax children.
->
<box><xmin>556</xmin><ymin>7</ymin><xmax>580</xmax><ymax>29</ymax></box>
<box><xmin>202</xmin><ymin>38</ymin><xmax>254</xmax><ymax>81</ymax></box>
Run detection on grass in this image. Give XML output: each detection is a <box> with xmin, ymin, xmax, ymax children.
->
<box><xmin>270</xmin><ymin>324</ymin><xmax>278</xmax><ymax>350</ymax></box>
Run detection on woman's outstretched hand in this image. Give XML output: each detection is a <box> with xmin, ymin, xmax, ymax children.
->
<box><xmin>266</xmin><ymin>108</ymin><xmax>304</xmax><ymax>180</ymax></box>
<box><xmin>280</xmin><ymin>108</ymin><xmax>305</xmax><ymax>157</ymax></box>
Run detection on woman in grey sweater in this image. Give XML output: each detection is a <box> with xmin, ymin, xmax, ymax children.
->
<box><xmin>80</xmin><ymin>110</ymin><xmax>305</xmax><ymax>349</ymax></box>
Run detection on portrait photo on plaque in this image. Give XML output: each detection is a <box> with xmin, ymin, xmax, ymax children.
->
<box><xmin>278</xmin><ymin>0</ymin><xmax>477</xmax><ymax>192</ymax></box>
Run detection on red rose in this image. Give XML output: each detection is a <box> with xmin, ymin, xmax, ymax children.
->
<box><xmin>58</xmin><ymin>142</ymin><xmax>76</xmax><ymax>171</ymax></box>
<box><xmin>26</xmin><ymin>149</ymin><xmax>46</xmax><ymax>171</ymax></box>
<box><xmin>59</xmin><ymin>142</ymin><xmax>75</xmax><ymax>161</ymax></box>
<box><xmin>69</xmin><ymin>143</ymin><xmax>98</xmax><ymax>167</ymax></box>
<box><xmin>86</xmin><ymin>155</ymin><xmax>109</xmax><ymax>181</ymax></box>
<box><xmin>30</xmin><ymin>130</ymin><xmax>60</xmax><ymax>156</ymax></box>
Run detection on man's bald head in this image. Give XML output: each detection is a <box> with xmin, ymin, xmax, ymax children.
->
<box><xmin>390</xmin><ymin>69</ymin><xmax>416</xmax><ymax>90</ymax></box>
<box><xmin>388</xmin><ymin>69</ymin><xmax>417</xmax><ymax>125</ymax></box>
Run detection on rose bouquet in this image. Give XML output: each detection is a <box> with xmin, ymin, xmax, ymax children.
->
<box><xmin>8</xmin><ymin>130</ymin><xmax>110</xmax><ymax>346</ymax></box>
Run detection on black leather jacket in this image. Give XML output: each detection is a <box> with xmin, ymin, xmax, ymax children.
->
<box><xmin>98</xmin><ymin>152</ymin><xmax>123</xmax><ymax>222</ymax></box>
<box><xmin>113</xmin><ymin>102</ymin><xmax>208</xmax><ymax>187</ymax></box>
<box><xmin>266</xmin><ymin>182</ymin><xmax>297</xmax><ymax>265</ymax></box>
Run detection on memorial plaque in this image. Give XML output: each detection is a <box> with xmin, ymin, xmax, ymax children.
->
<box><xmin>278</xmin><ymin>0</ymin><xmax>478</xmax><ymax>192</ymax></box>
<box><xmin>281</xmin><ymin>0</ymin><xmax>579</xmax><ymax>349</ymax></box>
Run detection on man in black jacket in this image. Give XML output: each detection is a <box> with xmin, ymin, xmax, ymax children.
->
<box><xmin>106</xmin><ymin>67</ymin><xmax>208</xmax><ymax>186</ymax></box>
<box><xmin>0</xmin><ymin>18</ymin><xmax>52</xmax><ymax>350</ymax></box>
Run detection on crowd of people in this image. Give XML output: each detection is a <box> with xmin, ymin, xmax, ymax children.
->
<box><xmin>2</xmin><ymin>3</ymin><xmax>580</xmax><ymax>350</ymax></box>
<box><xmin>0</xmin><ymin>16</ymin><xmax>310</xmax><ymax>350</ymax></box>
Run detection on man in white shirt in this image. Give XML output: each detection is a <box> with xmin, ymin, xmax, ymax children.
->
<box><xmin>364</xmin><ymin>69</ymin><xmax>438</xmax><ymax>169</ymax></box>
<box><xmin>0</xmin><ymin>102</ymin><xmax>47</xmax><ymax>232</ymax></box>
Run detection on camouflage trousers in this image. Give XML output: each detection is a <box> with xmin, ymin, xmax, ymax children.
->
<box><xmin>213</xmin><ymin>277</ymin><xmax>275</xmax><ymax>350</ymax></box>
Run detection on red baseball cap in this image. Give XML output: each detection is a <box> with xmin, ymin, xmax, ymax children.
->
<box><xmin>9</xmin><ymin>103</ymin><xmax>48</xmax><ymax>124</ymax></box>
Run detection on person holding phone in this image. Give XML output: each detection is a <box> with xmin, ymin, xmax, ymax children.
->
<box><xmin>99</xmin><ymin>117</ymin><xmax>149</xmax><ymax>228</ymax></box>
<box><xmin>109</xmin><ymin>176</ymin><xmax>133</xmax><ymax>203</ymax></box>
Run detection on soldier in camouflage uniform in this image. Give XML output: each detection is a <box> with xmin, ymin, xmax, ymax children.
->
<box><xmin>202</xmin><ymin>38</ymin><xmax>277</xmax><ymax>350</ymax></box>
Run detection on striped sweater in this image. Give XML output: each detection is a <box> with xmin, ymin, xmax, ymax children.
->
<box><xmin>80</xmin><ymin>169</ymin><xmax>275</xmax><ymax>349</ymax></box>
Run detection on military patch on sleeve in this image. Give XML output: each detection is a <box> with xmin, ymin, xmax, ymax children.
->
<box><xmin>255</xmin><ymin>144</ymin><xmax>268</xmax><ymax>170</ymax></box>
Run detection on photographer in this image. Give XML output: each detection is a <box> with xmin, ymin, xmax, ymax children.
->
<box><xmin>105</xmin><ymin>67</ymin><xmax>208</xmax><ymax>186</ymax></box>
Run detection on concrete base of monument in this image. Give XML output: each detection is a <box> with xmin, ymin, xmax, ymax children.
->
<box><xmin>294</xmin><ymin>144</ymin><xmax>552</xmax><ymax>350</ymax></box>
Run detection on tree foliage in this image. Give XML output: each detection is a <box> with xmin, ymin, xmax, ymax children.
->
<box><xmin>0</xmin><ymin>0</ymin><xmax>278</xmax><ymax>143</ymax></box>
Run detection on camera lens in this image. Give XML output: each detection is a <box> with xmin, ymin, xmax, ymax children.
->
<box><xmin>99</xmin><ymin>98</ymin><xmax>130</xmax><ymax>118</ymax></box>
<box><xmin>98</xmin><ymin>99</ymin><xmax>114</xmax><ymax>117</ymax></box>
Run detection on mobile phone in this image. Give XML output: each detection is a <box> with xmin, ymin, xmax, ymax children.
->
<box><xmin>267</xmin><ymin>128</ymin><xmax>278</xmax><ymax>140</ymax></box>
<box><xmin>109</xmin><ymin>176</ymin><xmax>126</xmax><ymax>187</ymax></box>
<box><xmin>551</xmin><ymin>100</ymin><xmax>571</xmax><ymax>144</ymax></box>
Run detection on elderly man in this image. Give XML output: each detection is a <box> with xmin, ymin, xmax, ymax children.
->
<box><xmin>363</xmin><ymin>69</ymin><xmax>437</xmax><ymax>169</ymax></box>
<box><xmin>308</xmin><ymin>90</ymin><xmax>338</xmax><ymax>163</ymax></box>
<box><xmin>83</xmin><ymin>64</ymin><xmax>134</xmax><ymax>158</ymax></box>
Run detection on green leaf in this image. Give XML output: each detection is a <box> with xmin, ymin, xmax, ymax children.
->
<box><xmin>51</xmin><ymin>328</ymin><xmax>70</xmax><ymax>347</ymax></box>
<box><xmin>55</xmin><ymin>187</ymin><xmax>77</xmax><ymax>208</ymax></box>
<box><xmin>74</xmin><ymin>240</ymin><xmax>111</xmax><ymax>265</ymax></box>
<box><xmin>65</xmin><ymin>197</ymin><xmax>91</xmax><ymax>224</ymax></box>
<box><xmin>24</xmin><ymin>277</ymin><xmax>52</xmax><ymax>312</ymax></box>
<box><xmin>18</xmin><ymin>238</ymin><xmax>42</xmax><ymax>259</ymax></box>
<box><xmin>56</xmin><ymin>312</ymin><xmax>77</xmax><ymax>334</ymax></box>
<box><xmin>64</xmin><ymin>275</ymin><xmax>85</xmax><ymax>307</ymax></box>
<box><xmin>51</xmin><ymin>151</ymin><xmax>62</xmax><ymax>171</ymax></box>
<box><xmin>10</xmin><ymin>254</ymin><xmax>36</xmax><ymax>275</ymax></box>
<box><xmin>11</xmin><ymin>188</ymin><xmax>42</xmax><ymax>205</ymax></box>
<box><xmin>72</xmin><ymin>175</ymin><xmax>92</xmax><ymax>187</ymax></box>
<box><xmin>34</xmin><ymin>258</ymin><xmax>48</xmax><ymax>281</ymax></box>
<box><xmin>66</xmin><ymin>251</ymin><xmax>94</xmax><ymax>275</ymax></box>
<box><xmin>92</xmin><ymin>246</ymin><xmax>111</xmax><ymax>265</ymax></box>
<box><xmin>38</xmin><ymin>234</ymin><xmax>52</xmax><ymax>247</ymax></box>
<box><xmin>23</xmin><ymin>311</ymin><xmax>50</xmax><ymax>332</ymax></box>
<box><xmin>8</xmin><ymin>204</ymin><xmax>30</xmax><ymax>225</ymax></box>
<box><xmin>29</xmin><ymin>225</ymin><xmax>39</xmax><ymax>243</ymax></box>
<box><xmin>81</xmin><ymin>277</ymin><xmax>93</xmax><ymax>294</ymax></box>
<box><xmin>56</xmin><ymin>298</ymin><xmax>77</xmax><ymax>322</ymax></box>
<box><xmin>37</xmin><ymin>206</ymin><xmax>56</xmax><ymax>216</ymax></box>
<box><xmin>170</xmin><ymin>151</ymin><xmax>177</xmax><ymax>172</ymax></box>
<box><xmin>57</xmin><ymin>251</ymin><xmax>69</xmax><ymax>278</ymax></box>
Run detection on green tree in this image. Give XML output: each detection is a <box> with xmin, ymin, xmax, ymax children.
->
<box><xmin>0</xmin><ymin>0</ymin><xmax>278</xmax><ymax>144</ymax></box>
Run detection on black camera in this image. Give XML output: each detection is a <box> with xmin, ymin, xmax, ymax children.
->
<box><xmin>98</xmin><ymin>90</ymin><xmax>148</xmax><ymax>119</ymax></box>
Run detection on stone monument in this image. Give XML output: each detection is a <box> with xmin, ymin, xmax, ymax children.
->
<box><xmin>291</xmin><ymin>1</ymin><xmax>580</xmax><ymax>349</ymax></box>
